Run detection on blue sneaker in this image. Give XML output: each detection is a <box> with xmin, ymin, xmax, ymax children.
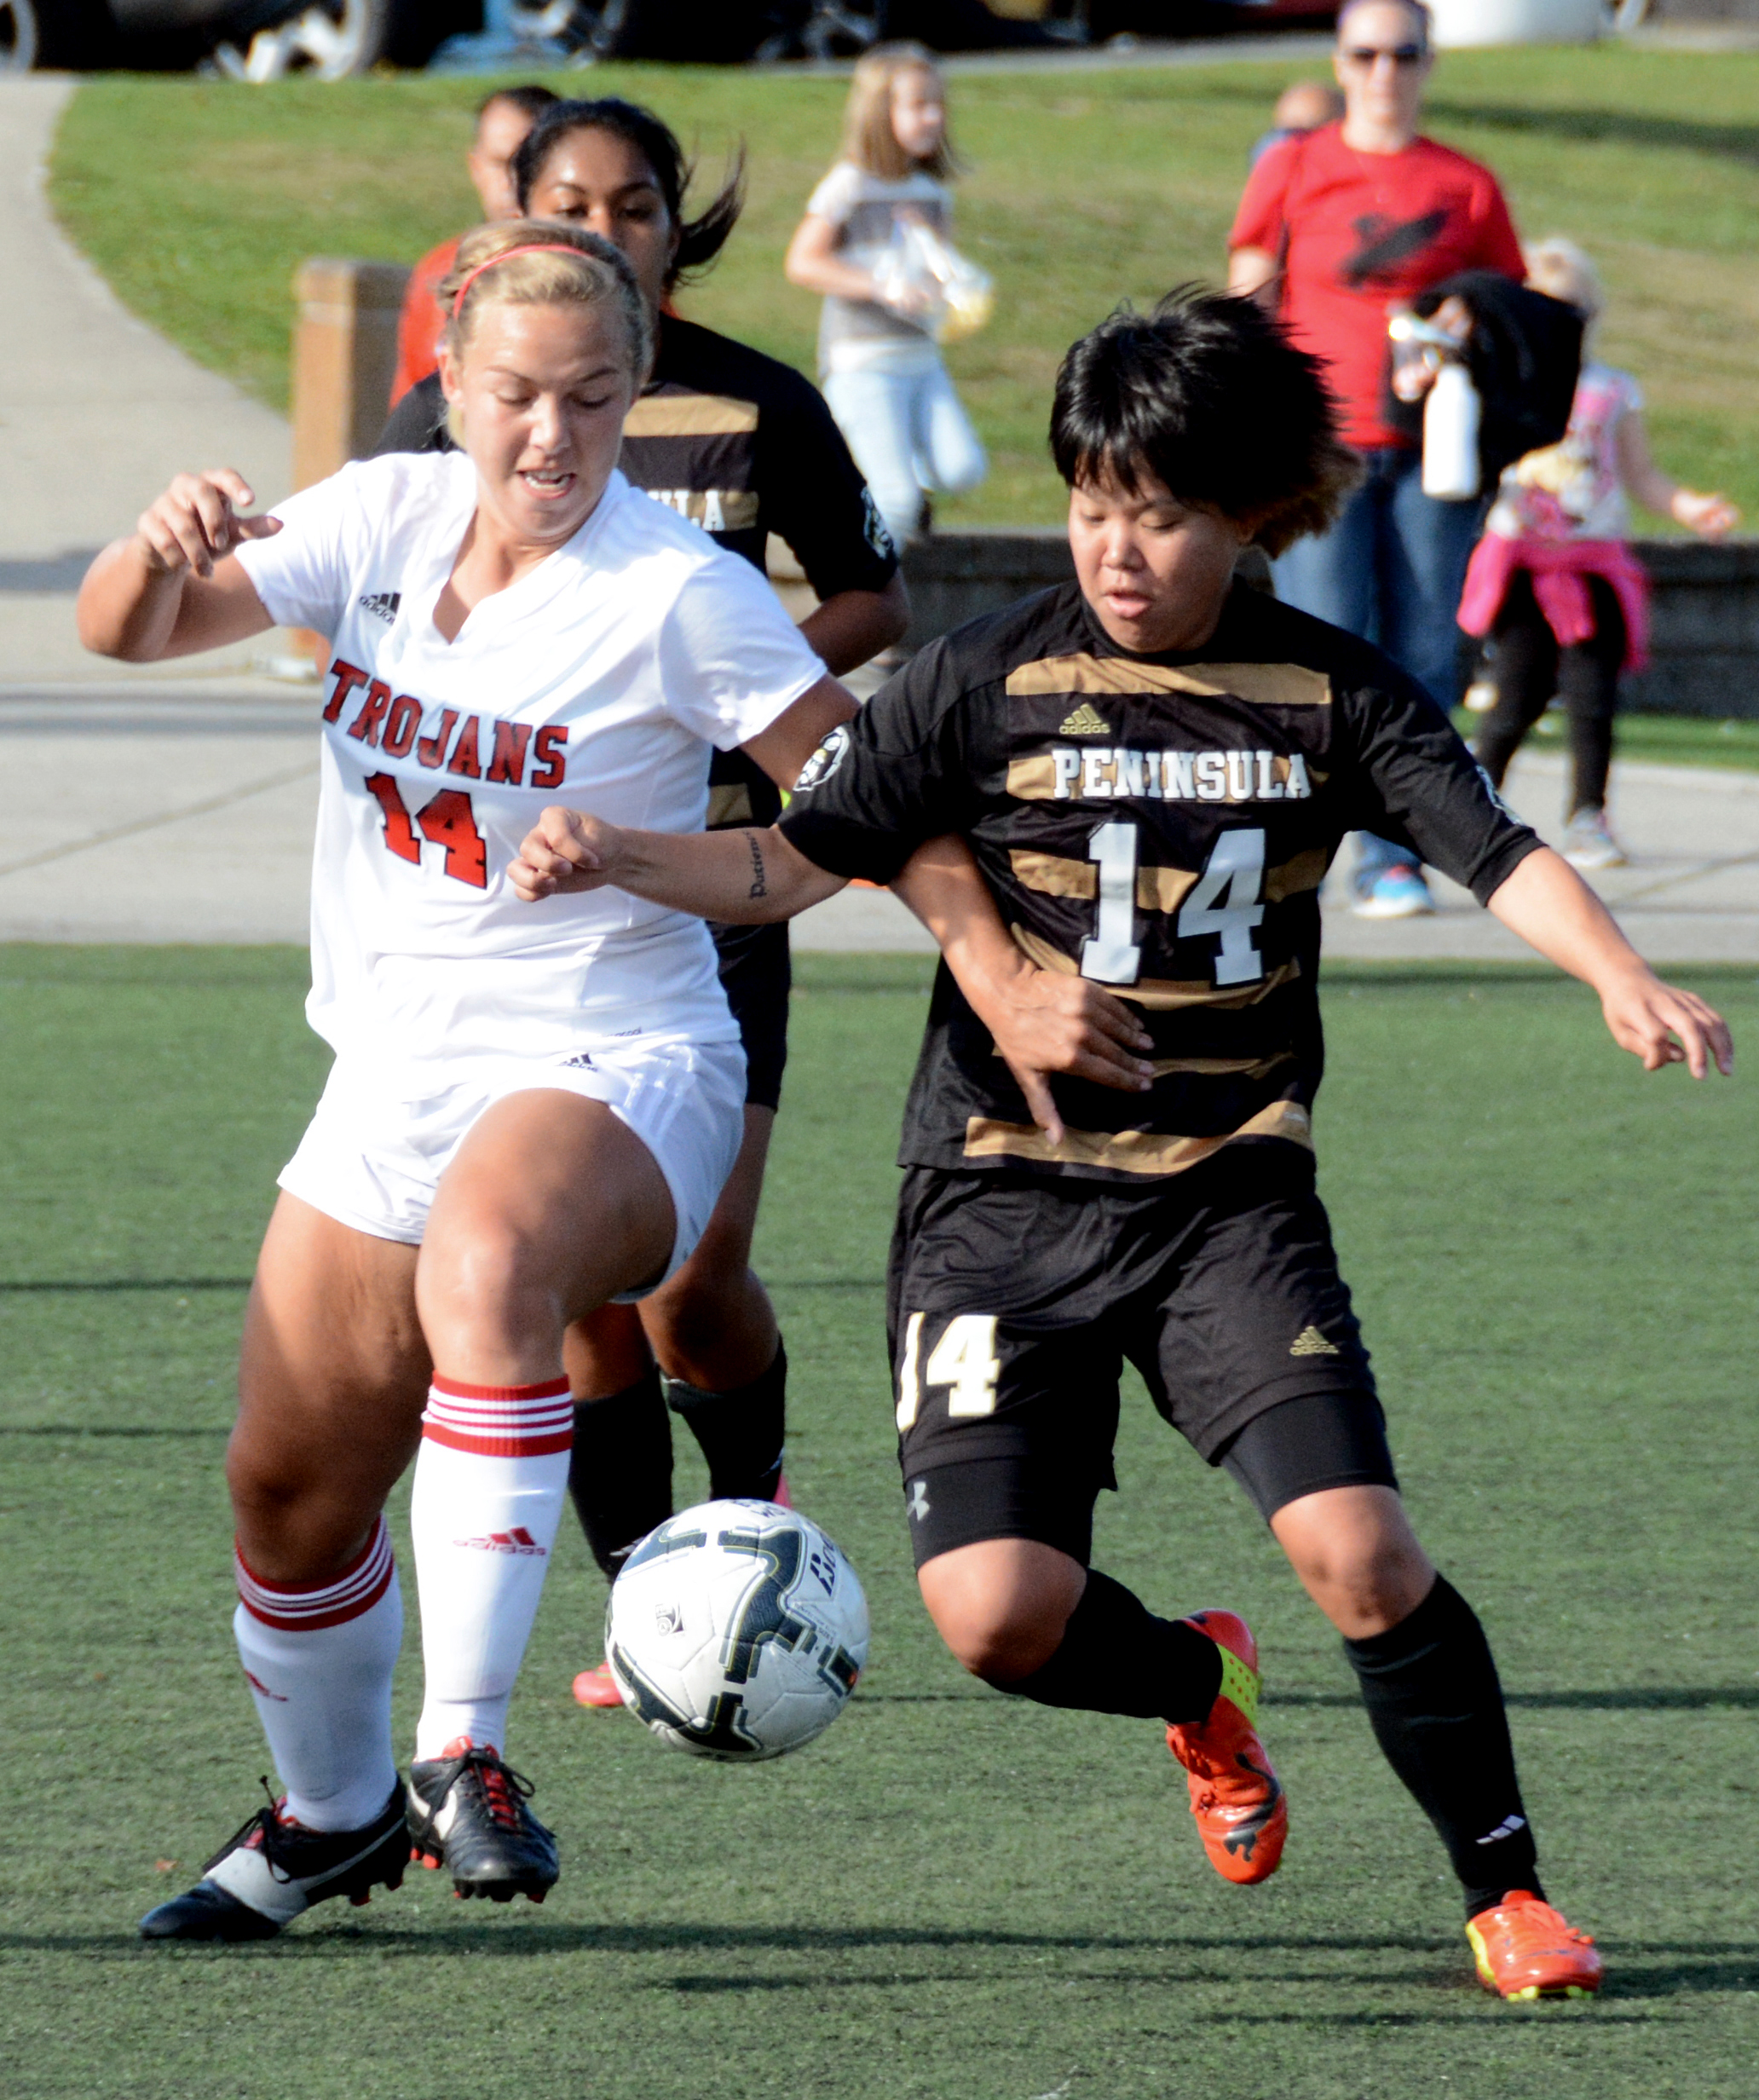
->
<box><xmin>1352</xmin><ymin>864</ymin><xmax>1434</xmax><ymax>919</ymax></box>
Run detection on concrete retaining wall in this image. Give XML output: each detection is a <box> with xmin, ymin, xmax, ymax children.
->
<box><xmin>899</xmin><ymin>530</ymin><xmax>1759</xmax><ymax>718</ymax></box>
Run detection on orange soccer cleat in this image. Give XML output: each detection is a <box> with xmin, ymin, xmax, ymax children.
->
<box><xmin>573</xmin><ymin>1661</ymin><xmax>625</xmax><ymax>1709</ymax></box>
<box><xmin>1467</xmin><ymin>1892</ymin><xmax>1603</xmax><ymax>2001</ymax></box>
<box><xmin>1165</xmin><ymin>1608</ymin><xmax>1287</xmax><ymax>1885</ymax></box>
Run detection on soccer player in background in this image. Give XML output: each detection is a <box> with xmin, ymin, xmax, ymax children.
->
<box><xmin>378</xmin><ymin>95</ymin><xmax>909</xmax><ymax>1710</ymax></box>
<box><xmin>388</xmin><ymin>84</ymin><xmax>559</xmax><ymax>409</ymax></box>
<box><xmin>510</xmin><ymin>289</ymin><xmax>1732</xmax><ymax>2002</ymax></box>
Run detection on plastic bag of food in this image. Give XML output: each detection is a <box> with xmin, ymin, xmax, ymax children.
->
<box><xmin>870</xmin><ymin>219</ymin><xmax>995</xmax><ymax>344</ymax></box>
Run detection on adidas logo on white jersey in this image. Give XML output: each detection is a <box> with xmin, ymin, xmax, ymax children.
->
<box><xmin>359</xmin><ymin>591</ymin><xmax>401</xmax><ymax>623</ymax></box>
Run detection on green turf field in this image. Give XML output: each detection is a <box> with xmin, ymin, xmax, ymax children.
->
<box><xmin>50</xmin><ymin>43</ymin><xmax>1759</xmax><ymax>526</ymax></box>
<box><xmin>2</xmin><ymin>944</ymin><xmax>1756</xmax><ymax>2098</ymax></box>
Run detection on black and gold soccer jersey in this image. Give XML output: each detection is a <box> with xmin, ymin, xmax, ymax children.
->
<box><xmin>780</xmin><ymin>579</ymin><xmax>1540</xmax><ymax>1184</ymax></box>
<box><xmin>373</xmin><ymin>314</ymin><xmax>897</xmax><ymax>835</ymax></box>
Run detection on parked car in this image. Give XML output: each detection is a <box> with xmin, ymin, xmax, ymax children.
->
<box><xmin>0</xmin><ymin>0</ymin><xmax>1337</xmax><ymax>72</ymax></box>
<box><xmin>0</xmin><ymin>0</ymin><xmax>476</xmax><ymax>72</ymax></box>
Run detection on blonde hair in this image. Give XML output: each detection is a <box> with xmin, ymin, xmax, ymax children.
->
<box><xmin>439</xmin><ymin>219</ymin><xmax>653</xmax><ymax>382</ymax></box>
<box><xmin>839</xmin><ymin>43</ymin><xmax>959</xmax><ymax>182</ymax></box>
<box><xmin>1523</xmin><ymin>236</ymin><xmax>1604</xmax><ymax>322</ymax></box>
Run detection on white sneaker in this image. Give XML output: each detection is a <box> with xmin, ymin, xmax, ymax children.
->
<box><xmin>1562</xmin><ymin>807</ymin><xmax>1625</xmax><ymax>870</ymax></box>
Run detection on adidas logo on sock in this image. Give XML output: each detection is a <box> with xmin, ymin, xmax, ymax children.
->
<box><xmin>1289</xmin><ymin>1325</ymin><xmax>1341</xmax><ymax>1358</ymax></box>
<box><xmin>453</xmin><ymin>1526</ymin><xmax>546</xmax><ymax>1555</ymax></box>
<box><xmin>1476</xmin><ymin>1814</ymin><xmax>1528</xmax><ymax>1845</ymax></box>
<box><xmin>1058</xmin><ymin>702</ymin><xmax>1110</xmax><ymax>736</ymax></box>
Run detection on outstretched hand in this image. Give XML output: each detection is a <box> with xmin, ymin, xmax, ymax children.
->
<box><xmin>510</xmin><ymin>806</ymin><xmax>620</xmax><ymax>903</ymax></box>
<box><xmin>980</xmin><ymin>968</ymin><xmax>1155</xmax><ymax>1145</ymax></box>
<box><xmin>136</xmin><ymin>470</ymin><xmax>281</xmax><ymax>579</ymax></box>
<box><xmin>1600</xmin><ymin>971</ymin><xmax>1733</xmax><ymax>1079</ymax></box>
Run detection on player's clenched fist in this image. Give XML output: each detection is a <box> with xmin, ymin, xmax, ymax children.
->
<box><xmin>135</xmin><ymin>469</ymin><xmax>282</xmax><ymax>580</ymax></box>
<box><xmin>510</xmin><ymin>806</ymin><xmax>620</xmax><ymax>902</ymax></box>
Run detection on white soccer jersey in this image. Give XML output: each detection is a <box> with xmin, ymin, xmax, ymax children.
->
<box><xmin>236</xmin><ymin>453</ymin><xmax>825</xmax><ymax>1068</ymax></box>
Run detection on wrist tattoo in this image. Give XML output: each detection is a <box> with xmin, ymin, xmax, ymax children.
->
<box><xmin>745</xmin><ymin>832</ymin><xmax>767</xmax><ymax>900</ymax></box>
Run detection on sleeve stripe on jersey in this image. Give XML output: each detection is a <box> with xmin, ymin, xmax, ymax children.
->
<box><xmin>1005</xmin><ymin>655</ymin><xmax>1332</xmax><ymax>709</ymax></box>
<box><xmin>1012</xmin><ymin>925</ymin><xmax>1300</xmax><ymax>1008</ymax></box>
<box><xmin>962</xmin><ymin>1097</ymin><xmax>1312</xmax><ymax>1175</ymax></box>
<box><xmin>625</xmin><ymin>392</ymin><xmax>759</xmax><ymax>437</ymax></box>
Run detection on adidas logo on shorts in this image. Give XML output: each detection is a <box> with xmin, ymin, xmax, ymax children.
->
<box><xmin>359</xmin><ymin>591</ymin><xmax>401</xmax><ymax>623</ymax></box>
<box><xmin>1289</xmin><ymin>1325</ymin><xmax>1341</xmax><ymax>1358</ymax></box>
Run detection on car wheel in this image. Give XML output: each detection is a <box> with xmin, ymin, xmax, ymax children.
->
<box><xmin>0</xmin><ymin>0</ymin><xmax>116</xmax><ymax>69</ymax></box>
<box><xmin>220</xmin><ymin>0</ymin><xmax>434</xmax><ymax>79</ymax></box>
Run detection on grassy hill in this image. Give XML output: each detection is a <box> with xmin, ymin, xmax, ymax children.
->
<box><xmin>50</xmin><ymin>44</ymin><xmax>1759</xmax><ymax>526</ymax></box>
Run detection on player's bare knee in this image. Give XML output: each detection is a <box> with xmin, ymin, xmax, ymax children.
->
<box><xmin>647</xmin><ymin>1266</ymin><xmax>775</xmax><ymax>1387</ymax></box>
<box><xmin>942</xmin><ymin>1612</ymin><xmax>1064</xmax><ymax>1685</ymax></box>
<box><xmin>919</xmin><ymin>1583</ymin><xmax>1064</xmax><ymax>1684</ymax></box>
<box><xmin>225</xmin><ymin>1451</ymin><xmax>373</xmax><ymax>1582</ymax></box>
<box><xmin>419</xmin><ymin>1224</ymin><xmax>557</xmax><ymax>1352</ymax></box>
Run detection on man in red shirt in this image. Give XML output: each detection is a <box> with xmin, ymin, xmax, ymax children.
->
<box><xmin>388</xmin><ymin>84</ymin><xmax>559</xmax><ymax>411</ymax></box>
<box><xmin>1230</xmin><ymin>0</ymin><xmax>1524</xmax><ymax>918</ymax></box>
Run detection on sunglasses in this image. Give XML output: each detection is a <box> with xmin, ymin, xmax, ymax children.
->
<box><xmin>1342</xmin><ymin>43</ymin><xmax>1426</xmax><ymax>64</ymax></box>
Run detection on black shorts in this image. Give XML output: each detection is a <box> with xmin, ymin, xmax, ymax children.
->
<box><xmin>886</xmin><ymin>1150</ymin><xmax>1393</xmax><ymax>1569</ymax></box>
<box><xmin>708</xmin><ymin>918</ymin><xmax>789</xmax><ymax>1113</ymax></box>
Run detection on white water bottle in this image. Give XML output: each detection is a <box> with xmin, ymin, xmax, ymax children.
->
<box><xmin>1422</xmin><ymin>361</ymin><xmax>1482</xmax><ymax>500</ymax></box>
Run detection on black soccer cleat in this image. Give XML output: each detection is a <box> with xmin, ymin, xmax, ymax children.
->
<box><xmin>407</xmin><ymin>1738</ymin><xmax>558</xmax><ymax>1904</ymax></box>
<box><xmin>140</xmin><ymin>1779</ymin><xmax>409</xmax><ymax>1941</ymax></box>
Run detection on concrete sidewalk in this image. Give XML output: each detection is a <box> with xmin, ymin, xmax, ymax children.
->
<box><xmin>0</xmin><ymin>78</ymin><xmax>293</xmax><ymax>682</ymax></box>
<box><xmin>3</xmin><ymin>678</ymin><xmax>1756</xmax><ymax>961</ymax></box>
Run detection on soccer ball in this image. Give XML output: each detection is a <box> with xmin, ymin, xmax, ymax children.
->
<box><xmin>605</xmin><ymin>1499</ymin><xmax>869</xmax><ymax>1762</ymax></box>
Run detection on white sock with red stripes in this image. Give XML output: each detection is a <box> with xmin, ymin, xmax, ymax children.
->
<box><xmin>232</xmin><ymin>1515</ymin><xmax>403</xmax><ymax>1833</ymax></box>
<box><xmin>409</xmin><ymin>1375</ymin><xmax>574</xmax><ymax>1762</ymax></box>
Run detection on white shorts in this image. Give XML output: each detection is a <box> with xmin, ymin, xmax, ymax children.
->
<box><xmin>278</xmin><ymin>1036</ymin><xmax>747</xmax><ymax>1298</ymax></box>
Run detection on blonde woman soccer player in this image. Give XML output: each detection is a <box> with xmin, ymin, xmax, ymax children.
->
<box><xmin>78</xmin><ymin>223</ymin><xmax>857</xmax><ymax>1939</ymax></box>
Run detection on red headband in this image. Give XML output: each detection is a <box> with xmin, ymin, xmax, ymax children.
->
<box><xmin>451</xmin><ymin>243</ymin><xmax>596</xmax><ymax>319</ymax></box>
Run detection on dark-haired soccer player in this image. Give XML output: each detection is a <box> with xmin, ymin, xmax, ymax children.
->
<box><xmin>508</xmin><ymin>290</ymin><xmax>1731</xmax><ymax>2001</ymax></box>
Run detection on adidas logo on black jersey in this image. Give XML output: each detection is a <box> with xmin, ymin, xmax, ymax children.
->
<box><xmin>1059</xmin><ymin>703</ymin><xmax>1110</xmax><ymax>737</ymax></box>
<box><xmin>359</xmin><ymin>591</ymin><xmax>401</xmax><ymax>623</ymax></box>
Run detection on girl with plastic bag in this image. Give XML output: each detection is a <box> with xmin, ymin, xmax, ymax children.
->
<box><xmin>1459</xmin><ymin>240</ymin><xmax>1739</xmax><ymax>869</ymax></box>
<box><xmin>787</xmin><ymin>42</ymin><xmax>989</xmax><ymax>547</ymax></box>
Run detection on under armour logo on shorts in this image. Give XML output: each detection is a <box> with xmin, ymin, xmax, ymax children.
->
<box><xmin>907</xmin><ymin>1480</ymin><xmax>931</xmax><ymax>1521</ymax></box>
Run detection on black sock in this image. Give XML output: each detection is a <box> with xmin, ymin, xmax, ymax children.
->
<box><xmin>1006</xmin><ymin>1569</ymin><xmax>1222</xmax><ymax>1725</ymax></box>
<box><xmin>666</xmin><ymin>1341</ymin><xmax>787</xmax><ymax>1503</ymax></box>
<box><xmin>1343</xmin><ymin>1574</ymin><xmax>1543</xmax><ymax>1918</ymax></box>
<box><xmin>568</xmin><ymin>1370</ymin><xmax>673</xmax><ymax>1582</ymax></box>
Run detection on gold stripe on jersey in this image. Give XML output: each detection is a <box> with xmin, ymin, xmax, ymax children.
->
<box><xmin>1006</xmin><ymin>656</ymin><xmax>1331</xmax><ymax>710</ymax></box>
<box><xmin>1148</xmin><ymin>1052</ymin><xmax>1295</xmax><ymax>1079</ymax></box>
<box><xmin>624</xmin><ymin>393</ymin><xmax>760</xmax><ymax>437</ymax></box>
<box><xmin>1006</xmin><ymin>754</ymin><xmax>1061</xmax><ymax>799</ymax></box>
<box><xmin>707</xmin><ymin>783</ymin><xmax>756</xmax><ymax>828</ymax></box>
<box><xmin>1135</xmin><ymin>862</ymin><xmax>1199</xmax><ymax>914</ymax></box>
<box><xmin>962</xmin><ymin>1098</ymin><xmax>1313</xmax><ymax>1174</ymax></box>
<box><xmin>1009</xmin><ymin>849</ymin><xmax>1097</xmax><ymax>900</ymax></box>
<box><xmin>1264</xmin><ymin>847</ymin><xmax>1329</xmax><ymax>901</ymax></box>
<box><xmin>1012</xmin><ymin>924</ymin><xmax>1300</xmax><ymax>1009</ymax></box>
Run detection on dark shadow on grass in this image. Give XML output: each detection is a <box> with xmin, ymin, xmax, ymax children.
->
<box><xmin>0</xmin><ymin>1278</ymin><xmax>253</xmax><ymax>1293</ymax></box>
<box><xmin>1187</xmin><ymin>2008</ymin><xmax>1658</xmax><ymax>2026</ymax></box>
<box><xmin>1423</xmin><ymin>98</ymin><xmax>1759</xmax><ymax>170</ymax></box>
<box><xmin>1</xmin><ymin>1924</ymin><xmax>1462</xmax><ymax>1959</ymax></box>
<box><xmin>1266</xmin><ymin>1688</ymin><xmax>1759</xmax><ymax>1711</ymax></box>
<box><xmin>0</xmin><ymin>1425</ymin><xmax>228</xmax><ymax>1438</ymax></box>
